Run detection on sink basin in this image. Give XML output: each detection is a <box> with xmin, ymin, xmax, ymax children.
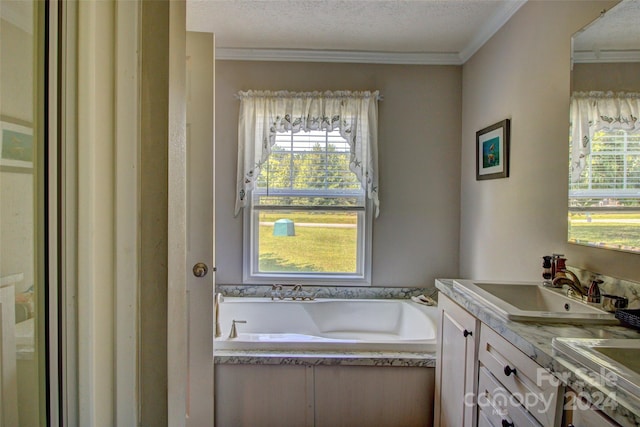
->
<box><xmin>553</xmin><ymin>338</ymin><xmax>640</xmax><ymax>398</ymax></box>
<box><xmin>452</xmin><ymin>280</ymin><xmax>618</xmax><ymax>324</ymax></box>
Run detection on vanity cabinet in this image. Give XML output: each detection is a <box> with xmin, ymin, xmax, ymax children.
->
<box><xmin>436</xmin><ymin>294</ymin><xmax>563</xmax><ymax>427</ymax></box>
<box><xmin>435</xmin><ymin>293</ymin><xmax>479</xmax><ymax>427</ymax></box>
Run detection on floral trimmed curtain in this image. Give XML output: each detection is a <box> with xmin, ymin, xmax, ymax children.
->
<box><xmin>234</xmin><ymin>90</ymin><xmax>380</xmax><ymax>217</ymax></box>
<box><xmin>570</xmin><ymin>91</ymin><xmax>640</xmax><ymax>182</ymax></box>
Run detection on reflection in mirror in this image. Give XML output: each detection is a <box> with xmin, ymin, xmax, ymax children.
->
<box><xmin>569</xmin><ymin>0</ymin><xmax>640</xmax><ymax>253</ymax></box>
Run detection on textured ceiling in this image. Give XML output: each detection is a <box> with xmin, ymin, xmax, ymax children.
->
<box><xmin>573</xmin><ymin>0</ymin><xmax>640</xmax><ymax>53</ymax></box>
<box><xmin>186</xmin><ymin>0</ymin><xmax>526</xmax><ymax>63</ymax></box>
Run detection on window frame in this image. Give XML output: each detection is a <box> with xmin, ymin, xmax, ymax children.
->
<box><xmin>242</xmin><ymin>129</ymin><xmax>373</xmax><ymax>286</ymax></box>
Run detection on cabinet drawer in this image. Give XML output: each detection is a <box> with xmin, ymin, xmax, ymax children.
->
<box><xmin>571</xmin><ymin>407</ymin><xmax>620</xmax><ymax>427</ymax></box>
<box><xmin>478</xmin><ymin>366</ymin><xmax>543</xmax><ymax>427</ymax></box>
<box><xmin>479</xmin><ymin>324</ymin><xmax>562</xmax><ymax>427</ymax></box>
<box><xmin>564</xmin><ymin>390</ymin><xmax>620</xmax><ymax>427</ymax></box>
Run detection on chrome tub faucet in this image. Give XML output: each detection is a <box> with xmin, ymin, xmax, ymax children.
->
<box><xmin>270</xmin><ymin>284</ymin><xmax>284</xmax><ymax>300</ymax></box>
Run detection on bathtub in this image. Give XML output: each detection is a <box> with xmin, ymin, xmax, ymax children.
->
<box><xmin>215</xmin><ymin>297</ymin><xmax>438</xmax><ymax>352</ymax></box>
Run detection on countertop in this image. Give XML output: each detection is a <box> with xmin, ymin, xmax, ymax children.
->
<box><xmin>214</xmin><ymin>350</ymin><xmax>435</xmax><ymax>367</ymax></box>
<box><xmin>436</xmin><ymin>278</ymin><xmax>640</xmax><ymax>427</ymax></box>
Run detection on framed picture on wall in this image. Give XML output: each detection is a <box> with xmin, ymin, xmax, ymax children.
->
<box><xmin>476</xmin><ymin>119</ymin><xmax>510</xmax><ymax>180</ymax></box>
<box><xmin>0</xmin><ymin>120</ymin><xmax>33</xmax><ymax>169</ymax></box>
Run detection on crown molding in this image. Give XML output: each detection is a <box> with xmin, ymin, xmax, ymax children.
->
<box><xmin>215</xmin><ymin>0</ymin><xmax>527</xmax><ymax>65</ymax></box>
<box><xmin>573</xmin><ymin>50</ymin><xmax>640</xmax><ymax>63</ymax></box>
<box><xmin>216</xmin><ymin>48</ymin><xmax>463</xmax><ymax>65</ymax></box>
<box><xmin>458</xmin><ymin>0</ymin><xmax>527</xmax><ymax>63</ymax></box>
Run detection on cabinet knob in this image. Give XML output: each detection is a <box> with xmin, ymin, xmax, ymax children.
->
<box><xmin>463</xmin><ymin>329</ymin><xmax>473</xmax><ymax>338</ymax></box>
<box><xmin>501</xmin><ymin>420</ymin><xmax>514</xmax><ymax>427</ymax></box>
<box><xmin>503</xmin><ymin>365</ymin><xmax>517</xmax><ymax>377</ymax></box>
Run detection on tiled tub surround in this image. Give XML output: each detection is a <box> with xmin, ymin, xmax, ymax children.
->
<box><xmin>216</xmin><ymin>284</ymin><xmax>436</xmax><ymax>300</ymax></box>
<box><xmin>214</xmin><ymin>285</ymin><xmax>437</xmax><ymax>367</ymax></box>
<box><xmin>436</xmin><ymin>278</ymin><xmax>640</xmax><ymax>427</ymax></box>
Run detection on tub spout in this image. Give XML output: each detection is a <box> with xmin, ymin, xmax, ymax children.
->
<box><xmin>228</xmin><ymin>320</ymin><xmax>247</xmax><ymax>339</ymax></box>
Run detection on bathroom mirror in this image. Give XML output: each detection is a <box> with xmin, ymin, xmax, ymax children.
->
<box><xmin>568</xmin><ymin>0</ymin><xmax>640</xmax><ymax>253</ymax></box>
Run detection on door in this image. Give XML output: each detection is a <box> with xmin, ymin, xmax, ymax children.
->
<box><xmin>0</xmin><ymin>1</ymin><xmax>47</xmax><ymax>425</ymax></box>
<box><xmin>185</xmin><ymin>32</ymin><xmax>215</xmax><ymax>425</ymax></box>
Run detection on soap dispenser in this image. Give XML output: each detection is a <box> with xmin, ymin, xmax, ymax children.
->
<box><xmin>587</xmin><ymin>279</ymin><xmax>603</xmax><ymax>304</ymax></box>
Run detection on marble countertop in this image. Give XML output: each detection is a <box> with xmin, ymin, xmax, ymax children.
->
<box><xmin>436</xmin><ymin>278</ymin><xmax>640</xmax><ymax>427</ymax></box>
<box><xmin>214</xmin><ymin>350</ymin><xmax>435</xmax><ymax>367</ymax></box>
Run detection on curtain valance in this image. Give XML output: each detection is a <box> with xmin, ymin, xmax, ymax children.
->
<box><xmin>235</xmin><ymin>90</ymin><xmax>380</xmax><ymax>216</ymax></box>
<box><xmin>570</xmin><ymin>91</ymin><xmax>640</xmax><ymax>182</ymax></box>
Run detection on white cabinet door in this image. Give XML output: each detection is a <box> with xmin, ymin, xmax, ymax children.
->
<box><xmin>435</xmin><ymin>294</ymin><xmax>479</xmax><ymax>427</ymax></box>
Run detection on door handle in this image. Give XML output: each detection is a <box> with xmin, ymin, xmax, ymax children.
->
<box><xmin>192</xmin><ymin>262</ymin><xmax>209</xmax><ymax>278</ymax></box>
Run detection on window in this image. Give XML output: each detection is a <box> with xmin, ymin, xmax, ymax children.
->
<box><xmin>235</xmin><ymin>90</ymin><xmax>380</xmax><ymax>282</ymax></box>
<box><xmin>244</xmin><ymin>129</ymin><xmax>372</xmax><ymax>284</ymax></box>
<box><xmin>569</xmin><ymin>129</ymin><xmax>640</xmax><ymax>250</ymax></box>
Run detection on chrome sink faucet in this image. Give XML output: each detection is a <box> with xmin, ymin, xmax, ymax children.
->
<box><xmin>552</xmin><ymin>270</ymin><xmax>586</xmax><ymax>298</ymax></box>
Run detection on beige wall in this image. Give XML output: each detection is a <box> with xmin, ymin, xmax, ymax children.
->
<box><xmin>215</xmin><ymin>61</ymin><xmax>462</xmax><ymax>287</ymax></box>
<box><xmin>572</xmin><ymin>62</ymin><xmax>640</xmax><ymax>92</ymax></box>
<box><xmin>460</xmin><ymin>0</ymin><xmax>640</xmax><ymax>283</ymax></box>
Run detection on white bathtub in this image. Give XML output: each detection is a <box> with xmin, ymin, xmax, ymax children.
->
<box><xmin>215</xmin><ymin>297</ymin><xmax>438</xmax><ymax>352</ymax></box>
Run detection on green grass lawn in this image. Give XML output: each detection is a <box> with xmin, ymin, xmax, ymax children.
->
<box><xmin>569</xmin><ymin>213</ymin><xmax>640</xmax><ymax>250</ymax></box>
<box><xmin>258</xmin><ymin>212</ymin><xmax>358</xmax><ymax>273</ymax></box>
<box><xmin>259</xmin><ymin>211</ymin><xmax>357</xmax><ymax>224</ymax></box>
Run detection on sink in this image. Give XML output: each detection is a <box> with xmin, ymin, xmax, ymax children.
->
<box><xmin>553</xmin><ymin>338</ymin><xmax>640</xmax><ymax>398</ymax></box>
<box><xmin>452</xmin><ymin>279</ymin><xmax>618</xmax><ymax>324</ymax></box>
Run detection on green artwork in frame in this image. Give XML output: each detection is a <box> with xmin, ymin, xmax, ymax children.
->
<box><xmin>476</xmin><ymin>119</ymin><xmax>510</xmax><ymax>180</ymax></box>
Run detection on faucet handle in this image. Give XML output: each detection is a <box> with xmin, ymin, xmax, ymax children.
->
<box><xmin>228</xmin><ymin>319</ymin><xmax>247</xmax><ymax>339</ymax></box>
<box><xmin>270</xmin><ymin>284</ymin><xmax>283</xmax><ymax>300</ymax></box>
